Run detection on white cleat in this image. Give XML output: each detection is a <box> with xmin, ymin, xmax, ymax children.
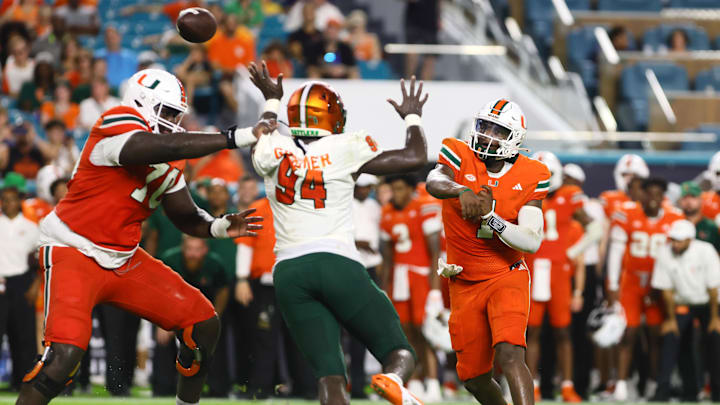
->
<box><xmin>424</xmin><ymin>379</ymin><xmax>443</xmax><ymax>403</ymax></box>
<box><xmin>372</xmin><ymin>373</ymin><xmax>424</xmax><ymax>405</ymax></box>
<box><xmin>614</xmin><ymin>380</ymin><xmax>628</xmax><ymax>402</ymax></box>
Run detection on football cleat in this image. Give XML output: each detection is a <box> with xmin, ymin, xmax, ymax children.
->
<box><xmin>562</xmin><ymin>385</ymin><xmax>583</xmax><ymax>403</ymax></box>
<box><xmin>371</xmin><ymin>373</ymin><xmax>424</xmax><ymax>405</ymax></box>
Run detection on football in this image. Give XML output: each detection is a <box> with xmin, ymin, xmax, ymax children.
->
<box><xmin>176</xmin><ymin>7</ymin><xmax>217</xmax><ymax>43</ymax></box>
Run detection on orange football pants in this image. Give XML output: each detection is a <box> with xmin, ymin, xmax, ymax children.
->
<box><xmin>448</xmin><ymin>265</ymin><xmax>530</xmax><ymax>381</ymax></box>
<box><xmin>528</xmin><ymin>261</ymin><xmax>572</xmax><ymax>328</ymax></box>
<box><xmin>620</xmin><ymin>270</ymin><xmax>663</xmax><ymax>327</ymax></box>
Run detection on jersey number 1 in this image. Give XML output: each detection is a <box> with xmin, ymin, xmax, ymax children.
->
<box><xmin>276</xmin><ymin>156</ymin><xmax>327</xmax><ymax>209</ymax></box>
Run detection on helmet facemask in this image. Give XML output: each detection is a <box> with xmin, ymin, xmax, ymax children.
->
<box><xmin>469</xmin><ymin>118</ymin><xmax>517</xmax><ymax>160</ymax></box>
<box><xmin>152</xmin><ymin>102</ymin><xmax>185</xmax><ymax>134</ymax></box>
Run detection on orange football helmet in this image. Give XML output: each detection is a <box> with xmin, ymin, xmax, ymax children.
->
<box><xmin>287</xmin><ymin>81</ymin><xmax>346</xmax><ymax>137</ymax></box>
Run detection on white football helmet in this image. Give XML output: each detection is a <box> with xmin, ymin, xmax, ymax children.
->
<box><xmin>588</xmin><ymin>302</ymin><xmax>627</xmax><ymax>348</ymax></box>
<box><xmin>613</xmin><ymin>154</ymin><xmax>649</xmax><ymax>192</ymax></box>
<box><xmin>468</xmin><ymin>98</ymin><xmax>527</xmax><ymax>160</ymax></box>
<box><xmin>122</xmin><ymin>68</ymin><xmax>188</xmax><ymax>133</ymax></box>
<box><xmin>709</xmin><ymin>151</ymin><xmax>720</xmax><ymax>191</ymax></box>
<box><xmin>532</xmin><ymin>151</ymin><xmax>563</xmax><ymax>192</ymax></box>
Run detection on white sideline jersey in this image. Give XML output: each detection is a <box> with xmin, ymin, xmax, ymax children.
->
<box><xmin>252</xmin><ymin>130</ymin><xmax>382</xmax><ymax>265</ymax></box>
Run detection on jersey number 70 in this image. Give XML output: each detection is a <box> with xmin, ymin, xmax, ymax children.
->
<box><xmin>276</xmin><ymin>155</ymin><xmax>327</xmax><ymax>209</ymax></box>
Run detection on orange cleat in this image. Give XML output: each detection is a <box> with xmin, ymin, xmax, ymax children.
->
<box><xmin>534</xmin><ymin>385</ymin><xmax>541</xmax><ymax>402</ymax></box>
<box><xmin>561</xmin><ymin>385</ymin><xmax>583</xmax><ymax>403</ymax></box>
<box><xmin>371</xmin><ymin>373</ymin><xmax>423</xmax><ymax>405</ymax></box>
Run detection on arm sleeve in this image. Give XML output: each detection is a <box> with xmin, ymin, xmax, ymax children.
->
<box><xmin>650</xmin><ymin>248</ymin><xmax>673</xmax><ymax>290</ymax></box>
<box><xmin>421</xmin><ymin>211</ymin><xmax>442</xmax><ymax>236</ymax></box>
<box><xmin>566</xmin><ymin>218</ymin><xmax>604</xmax><ymax>259</ymax></box>
<box><xmin>607</xmin><ymin>224</ymin><xmax>628</xmax><ymax>291</ymax></box>
<box><xmin>88</xmin><ymin>130</ymin><xmax>141</xmax><ymax>166</ymax></box>
<box><xmin>496</xmin><ymin>205</ymin><xmax>544</xmax><ymax>253</ymax></box>
<box><xmin>236</xmin><ymin>243</ymin><xmax>253</xmax><ymax>279</ymax></box>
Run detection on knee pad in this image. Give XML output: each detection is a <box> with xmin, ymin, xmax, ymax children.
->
<box><xmin>175</xmin><ymin>324</ymin><xmax>216</xmax><ymax>377</ymax></box>
<box><xmin>22</xmin><ymin>345</ymin><xmax>78</xmax><ymax>399</ymax></box>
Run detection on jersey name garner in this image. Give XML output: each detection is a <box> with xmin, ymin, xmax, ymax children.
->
<box><xmin>274</xmin><ymin>147</ymin><xmax>332</xmax><ymax>170</ymax></box>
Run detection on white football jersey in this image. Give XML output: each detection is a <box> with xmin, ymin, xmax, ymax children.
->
<box><xmin>252</xmin><ymin>130</ymin><xmax>383</xmax><ymax>264</ymax></box>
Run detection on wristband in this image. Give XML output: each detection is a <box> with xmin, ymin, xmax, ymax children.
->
<box><xmin>210</xmin><ymin>215</ymin><xmax>231</xmax><ymax>238</ymax></box>
<box><xmin>224</xmin><ymin>126</ymin><xmax>256</xmax><ymax>149</ymax></box>
<box><xmin>404</xmin><ymin>114</ymin><xmax>422</xmax><ymax>128</ymax></box>
<box><xmin>486</xmin><ymin>215</ymin><xmax>507</xmax><ymax>234</ymax></box>
<box><xmin>573</xmin><ymin>289</ymin><xmax>583</xmax><ymax>298</ymax></box>
<box><xmin>263</xmin><ymin>99</ymin><xmax>281</xmax><ymax>115</ymax></box>
<box><xmin>458</xmin><ymin>188</ymin><xmax>473</xmax><ymax>198</ymax></box>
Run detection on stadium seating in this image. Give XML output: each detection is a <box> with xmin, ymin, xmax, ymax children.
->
<box><xmin>642</xmin><ymin>24</ymin><xmax>711</xmax><ymax>52</ymax></box>
<box><xmin>525</xmin><ymin>0</ymin><xmax>591</xmax><ymax>59</ymax></box>
<box><xmin>357</xmin><ymin>60</ymin><xmax>394</xmax><ymax>79</ymax></box>
<box><xmin>668</xmin><ymin>0</ymin><xmax>720</xmax><ymax>8</ymax></box>
<box><xmin>694</xmin><ymin>66</ymin><xmax>720</xmax><ymax>91</ymax></box>
<box><xmin>597</xmin><ymin>0</ymin><xmax>663</xmax><ymax>12</ymax></box>
<box><xmin>619</xmin><ymin>61</ymin><xmax>689</xmax><ymax>129</ymax></box>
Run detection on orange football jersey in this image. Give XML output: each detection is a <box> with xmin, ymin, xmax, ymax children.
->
<box><xmin>701</xmin><ymin>191</ymin><xmax>720</xmax><ymax>225</ymax></box>
<box><xmin>530</xmin><ymin>184</ymin><xmax>585</xmax><ymax>263</ymax></box>
<box><xmin>611</xmin><ymin>202</ymin><xmax>685</xmax><ymax>275</ymax></box>
<box><xmin>599</xmin><ymin>189</ymin><xmax>629</xmax><ymax>218</ymax></box>
<box><xmin>380</xmin><ymin>197</ymin><xmax>441</xmax><ymax>268</ymax></box>
<box><xmin>236</xmin><ymin>198</ymin><xmax>276</xmax><ymax>279</ymax></box>
<box><xmin>437</xmin><ymin>138</ymin><xmax>551</xmax><ymax>281</ymax></box>
<box><xmin>54</xmin><ymin>106</ymin><xmax>185</xmax><ymax>252</ymax></box>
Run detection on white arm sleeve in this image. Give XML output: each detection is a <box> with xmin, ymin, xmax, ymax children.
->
<box><xmin>607</xmin><ymin>225</ymin><xmax>628</xmax><ymax>291</ymax></box>
<box><xmin>88</xmin><ymin>130</ymin><xmax>140</xmax><ymax>166</ymax></box>
<box><xmin>496</xmin><ymin>205</ymin><xmax>544</xmax><ymax>254</ymax></box>
<box><xmin>566</xmin><ymin>219</ymin><xmax>604</xmax><ymax>259</ymax></box>
<box><xmin>236</xmin><ymin>244</ymin><xmax>253</xmax><ymax>279</ymax></box>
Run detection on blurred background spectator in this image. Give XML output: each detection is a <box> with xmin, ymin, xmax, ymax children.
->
<box><xmin>53</xmin><ymin>0</ymin><xmax>99</xmax><ymax>36</ymax></box>
<box><xmin>78</xmin><ymin>77</ymin><xmax>120</xmax><ymax>130</ymax></box>
<box><xmin>3</xmin><ymin>36</ymin><xmax>35</xmax><ymax>97</ymax></box>
<box><xmin>95</xmin><ymin>25</ymin><xmax>138</xmax><ymax>88</ymax></box>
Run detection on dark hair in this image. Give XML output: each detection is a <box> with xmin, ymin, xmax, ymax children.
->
<box><xmin>50</xmin><ymin>177</ymin><xmax>69</xmax><ymax>196</ymax></box>
<box><xmin>641</xmin><ymin>177</ymin><xmax>668</xmax><ymax>192</ymax></box>
<box><xmin>262</xmin><ymin>41</ymin><xmax>290</xmax><ymax>59</ymax></box>
<box><xmin>33</xmin><ymin>61</ymin><xmax>55</xmax><ymax>89</ymax></box>
<box><xmin>385</xmin><ymin>174</ymin><xmax>418</xmax><ymax>188</ymax></box>
<box><xmin>667</xmin><ymin>28</ymin><xmax>689</xmax><ymax>48</ymax></box>
<box><xmin>45</xmin><ymin>119</ymin><xmax>66</xmax><ymax>132</ymax></box>
<box><xmin>608</xmin><ymin>25</ymin><xmax>627</xmax><ymax>42</ymax></box>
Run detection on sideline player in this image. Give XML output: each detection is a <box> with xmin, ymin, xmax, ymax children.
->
<box><xmin>525</xmin><ymin>151</ymin><xmax>602</xmax><ymax>402</ymax></box>
<box><xmin>606</xmin><ymin>178</ymin><xmax>684</xmax><ymax>401</ymax></box>
<box><xmin>16</xmin><ymin>68</ymin><xmax>268</xmax><ymax>405</ymax></box>
<box><xmin>426</xmin><ymin>98</ymin><xmax>550</xmax><ymax>405</ymax></box>
<box><xmin>702</xmin><ymin>151</ymin><xmax>720</xmax><ymax>227</ymax></box>
<box><xmin>249</xmin><ymin>62</ymin><xmax>429</xmax><ymax>405</ymax></box>
<box><xmin>380</xmin><ymin>174</ymin><xmax>442</xmax><ymax>402</ymax></box>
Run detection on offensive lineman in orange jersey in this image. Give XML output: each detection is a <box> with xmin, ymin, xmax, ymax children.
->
<box><xmin>525</xmin><ymin>152</ymin><xmax>603</xmax><ymax>403</ymax></box>
<box><xmin>426</xmin><ymin>98</ymin><xmax>550</xmax><ymax>405</ymax></box>
<box><xmin>702</xmin><ymin>151</ymin><xmax>720</xmax><ymax>227</ymax></box>
<box><xmin>380</xmin><ymin>174</ymin><xmax>443</xmax><ymax>401</ymax></box>
<box><xmin>15</xmin><ymin>66</ymin><xmax>276</xmax><ymax>405</ymax></box>
<box><xmin>606</xmin><ymin>178</ymin><xmax>685</xmax><ymax>402</ymax></box>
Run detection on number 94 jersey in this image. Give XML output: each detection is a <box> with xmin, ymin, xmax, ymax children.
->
<box><xmin>252</xmin><ymin>130</ymin><xmax>382</xmax><ymax>259</ymax></box>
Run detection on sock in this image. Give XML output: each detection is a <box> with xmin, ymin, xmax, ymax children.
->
<box><xmin>534</xmin><ymin>379</ymin><xmax>540</xmax><ymax>388</ymax></box>
<box><xmin>385</xmin><ymin>372</ymin><xmax>403</xmax><ymax>386</ymax></box>
<box><xmin>176</xmin><ymin>396</ymin><xmax>198</xmax><ymax>405</ymax></box>
<box><xmin>562</xmin><ymin>380</ymin><xmax>574</xmax><ymax>388</ymax></box>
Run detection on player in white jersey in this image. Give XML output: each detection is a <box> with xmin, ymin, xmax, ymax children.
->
<box><xmin>248</xmin><ymin>63</ymin><xmax>429</xmax><ymax>405</ymax></box>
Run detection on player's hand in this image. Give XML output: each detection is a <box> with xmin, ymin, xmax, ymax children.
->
<box><xmin>571</xmin><ymin>294</ymin><xmax>584</xmax><ymax>313</ymax></box>
<box><xmin>458</xmin><ymin>188</ymin><xmax>484</xmax><ymax>221</ymax></box>
<box><xmin>252</xmin><ymin>119</ymin><xmax>277</xmax><ymax>139</ymax></box>
<box><xmin>249</xmin><ymin>61</ymin><xmax>283</xmax><ymax>100</ymax></box>
<box><xmin>708</xmin><ymin>317</ymin><xmax>720</xmax><ymax>334</ymax></box>
<box><xmin>606</xmin><ymin>289</ymin><xmax>619</xmax><ymax>306</ymax></box>
<box><xmin>438</xmin><ymin>257</ymin><xmax>463</xmax><ymax>278</ymax></box>
<box><xmin>355</xmin><ymin>240</ymin><xmax>377</xmax><ymax>254</ymax></box>
<box><xmin>661</xmin><ymin>319</ymin><xmax>679</xmax><ymax>336</ymax></box>
<box><xmin>387</xmin><ymin>75</ymin><xmax>429</xmax><ymax>119</ymax></box>
<box><xmin>477</xmin><ymin>186</ymin><xmax>494</xmax><ymax>217</ymax></box>
<box><xmin>235</xmin><ymin>280</ymin><xmax>254</xmax><ymax>307</ymax></box>
<box><xmin>156</xmin><ymin>328</ymin><xmax>174</xmax><ymax>346</ymax></box>
<box><xmin>225</xmin><ymin>208</ymin><xmax>264</xmax><ymax>238</ymax></box>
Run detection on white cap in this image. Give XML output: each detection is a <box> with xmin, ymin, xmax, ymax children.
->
<box><xmin>668</xmin><ymin>219</ymin><xmax>696</xmax><ymax>241</ymax></box>
<box><xmin>563</xmin><ymin>163</ymin><xmax>585</xmax><ymax>183</ymax></box>
<box><xmin>356</xmin><ymin>174</ymin><xmax>378</xmax><ymax>187</ymax></box>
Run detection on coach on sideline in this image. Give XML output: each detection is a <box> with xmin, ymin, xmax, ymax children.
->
<box><xmin>651</xmin><ymin>219</ymin><xmax>720</xmax><ymax>401</ymax></box>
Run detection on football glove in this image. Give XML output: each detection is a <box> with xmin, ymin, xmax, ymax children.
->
<box><xmin>437</xmin><ymin>257</ymin><xmax>463</xmax><ymax>278</ymax></box>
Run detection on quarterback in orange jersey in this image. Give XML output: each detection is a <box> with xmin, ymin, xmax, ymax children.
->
<box><xmin>16</xmin><ymin>66</ymin><xmax>274</xmax><ymax>405</ymax></box>
<box><xmin>380</xmin><ymin>174</ymin><xmax>443</xmax><ymax>401</ymax></box>
<box><xmin>606</xmin><ymin>178</ymin><xmax>685</xmax><ymax>401</ymax></box>
<box><xmin>524</xmin><ymin>152</ymin><xmax>602</xmax><ymax>403</ymax></box>
<box><xmin>426</xmin><ymin>98</ymin><xmax>550</xmax><ymax>405</ymax></box>
<box><xmin>702</xmin><ymin>151</ymin><xmax>720</xmax><ymax>227</ymax></box>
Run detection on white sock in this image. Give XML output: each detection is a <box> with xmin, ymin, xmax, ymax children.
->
<box><xmin>176</xmin><ymin>396</ymin><xmax>198</xmax><ymax>405</ymax></box>
<box><xmin>425</xmin><ymin>378</ymin><xmax>440</xmax><ymax>389</ymax></box>
<box><xmin>562</xmin><ymin>380</ymin><xmax>574</xmax><ymax>388</ymax></box>
<box><xmin>385</xmin><ymin>372</ymin><xmax>403</xmax><ymax>385</ymax></box>
<box><xmin>533</xmin><ymin>379</ymin><xmax>540</xmax><ymax>388</ymax></box>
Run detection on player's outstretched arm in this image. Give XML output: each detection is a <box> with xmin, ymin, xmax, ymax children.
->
<box><xmin>118</xmin><ymin>120</ymin><xmax>276</xmax><ymax>166</ymax></box>
<box><xmin>358</xmin><ymin>76</ymin><xmax>428</xmax><ymax>175</ymax></box>
<box><xmin>248</xmin><ymin>61</ymin><xmax>283</xmax><ymax>122</ymax></box>
<box><xmin>161</xmin><ymin>186</ymin><xmax>263</xmax><ymax>239</ymax></box>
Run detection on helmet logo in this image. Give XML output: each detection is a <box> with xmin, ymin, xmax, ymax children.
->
<box><xmin>137</xmin><ymin>73</ymin><xmax>160</xmax><ymax>90</ymax></box>
<box><xmin>520</xmin><ymin>115</ymin><xmax>526</xmax><ymax>129</ymax></box>
<box><xmin>490</xmin><ymin>99</ymin><xmax>509</xmax><ymax>115</ymax></box>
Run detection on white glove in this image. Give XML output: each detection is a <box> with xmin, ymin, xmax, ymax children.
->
<box><xmin>437</xmin><ymin>257</ymin><xmax>463</xmax><ymax>278</ymax></box>
<box><xmin>424</xmin><ymin>289</ymin><xmax>444</xmax><ymax>319</ymax></box>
